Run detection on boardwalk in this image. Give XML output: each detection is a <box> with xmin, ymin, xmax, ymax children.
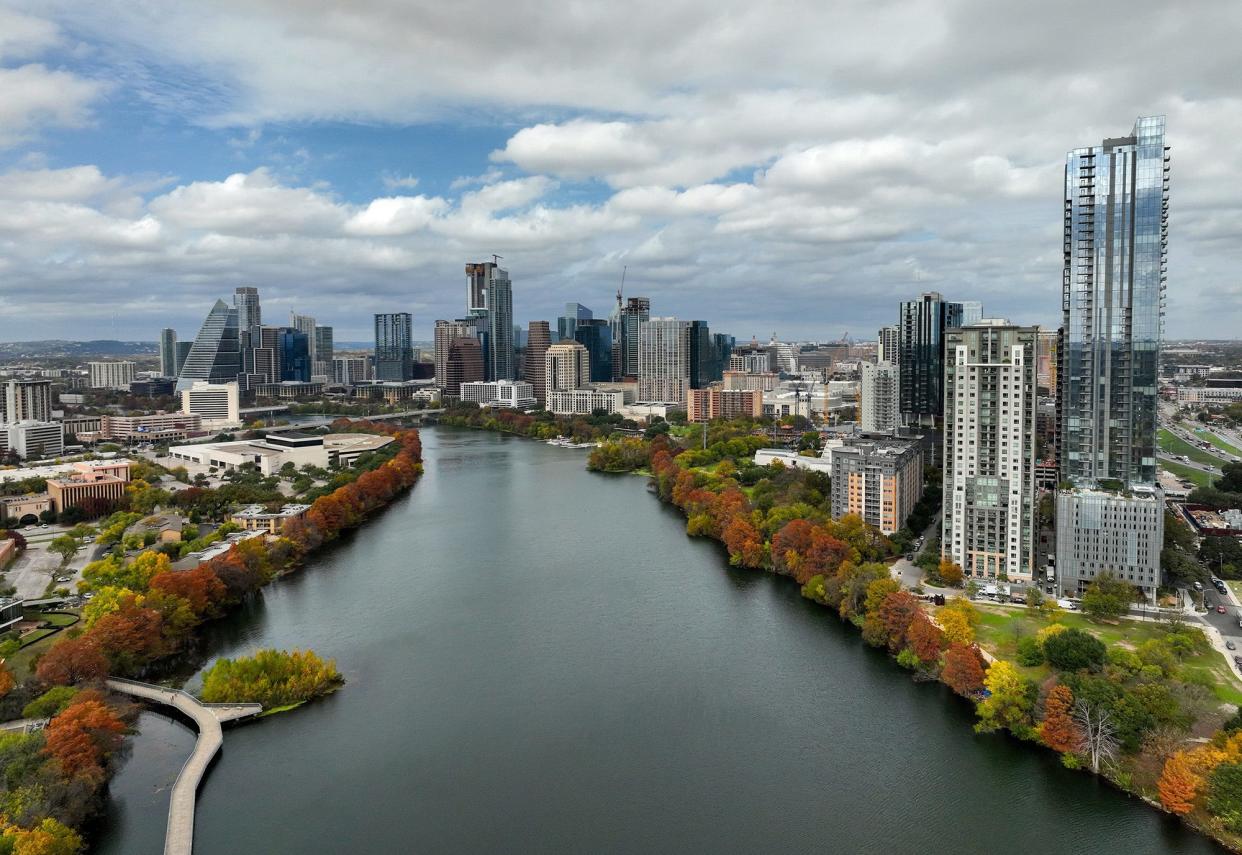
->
<box><xmin>107</xmin><ymin>678</ymin><xmax>261</xmax><ymax>855</ymax></box>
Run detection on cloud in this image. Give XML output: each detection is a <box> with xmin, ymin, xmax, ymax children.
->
<box><xmin>380</xmin><ymin>173</ymin><xmax>421</xmax><ymax>190</ymax></box>
<box><xmin>0</xmin><ymin>64</ymin><xmax>105</xmax><ymax>148</ymax></box>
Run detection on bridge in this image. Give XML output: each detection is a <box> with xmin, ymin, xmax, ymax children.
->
<box><xmin>107</xmin><ymin>678</ymin><xmax>262</xmax><ymax>855</ymax></box>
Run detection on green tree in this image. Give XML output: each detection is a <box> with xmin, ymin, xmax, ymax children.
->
<box><xmin>1080</xmin><ymin>572</ymin><xmax>1136</xmax><ymax>620</ymax></box>
<box><xmin>1042</xmin><ymin>628</ymin><xmax>1106</xmax><ymax>672</ymax></box>
<box><xmin>1208</xmin><ymin>762</ymin><xmax>1242</xmax><ymax>832</ymax></box>
<box><xmin>47</xmin><ymin>535</ymin><xmax>78</xmax><ymax>567</ymax></box>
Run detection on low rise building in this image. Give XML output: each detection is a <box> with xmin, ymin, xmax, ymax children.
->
<box><xmin>4</xmin><ymin>420</ymin><xmax>65</xmax><ymax>459</ymax></box>
<box><xmin>46</xmin><ymin>459</ymin><xmax>132</xmax><ymax>512</ymax></box>
<box><xmin>722</xmin><ymin>371</ymin><xmax>779</xmax><ymax>392</ymax></box>
<box><xmin>0</xmin><ymin>597</ymin><xmax>23</xmax><ymax>633</ymax></box>
<box><xmin>256</xmin><ymin>381</ymin><xmax>325</xmax><ymax>399</ymax></box>
<box><xmin>322</xmin><ymin>433</ymin><xmax>395</xmax><ymax>467</ymax></box>
<box><xmin>829</xmin><ymin>437</ymin><xmax>924</xmax><ymax>535</ymax></box>
<box><xmin>547</xmin><ymin>388</ymin><xmax>628</xmax><ymax>416</ymax></box>
<box><xmin>95</xmin><ymin>412</ymin><xmax>203</xmax><ymax>442</ymax></box>
<box><xmin>753</xmin><ymin>448</ymin><xmax>834</xmax><ymax>473</ymax></box>
<box><xmin>1</xmin><ymin>494</ymin><xmax>52</xmax><ymax>525</ymax></box>
<box><xmin>459</xmin><ymin>380</ymin><xmax>536</xmax><ymax>409</ymax></box>
<box><xmin>231</xmin><ymin>503</ymin><xmax>310</xmax><ymax>533</ymax></box>
<box><xmin>168</xmin><ymin>431</ymin><xmax>329</xmax><ymax>475</ymax></box>
<box><xmin>1055</xmin><ymin>485</ymin><xmax>1164</xmax><ymax>603</ymax></box>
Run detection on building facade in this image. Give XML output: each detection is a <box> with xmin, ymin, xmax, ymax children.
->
<box><xmin>638</xmin><ymin>318</ymin><xmax>690</xmax><ymax>403</ymax></box>
<box><xmin>459</xmin><ymin>380</ymin><xmax>536</xmax><ymax>409</ymax></box>
<box><xmin>898</xmin><ymin>292</ymin><xmax>963</xmax><ymax>426</ymax></box>
<box><xmin>942</xmin><ymin>320</ymin><xmax>1039</xmax><ymax>584</ymax></box>
<box><xmin>177</xmin><ymin>299</ymin><xmax>242</xmax><ymax>392</ymax></box>
<box><xmin>434</xmin><ymin>318</ymin><xmax>478</xmax><ymax>390</ymax></box>
<box><xmin>877</xmin><ymin>325</ymin><xmax>900</xmax><ymax>364</ymax></box>
<box><xmin>613</xmin><ymin>296</ymin><xmax>650</xmax><ymax>380</ymax></box>
<box><xmin>465</xmin><ymin>262</ymin><xmax>514</xmax><ymax>381</ymax></box>
<box><xmin>375</xmin><ymin>312</ymin><xmax>414</xmax><ymax>381</ymax></box>
<box><xmin>46</xmin><ymin>460</ymin><xmax>131</xmax><ymax>512</ymax></box>
<box><xmin>332</xmin><ymin>357</ymin><xmax>372</xmax><ymax>385</ymax></box>
<box><xmin>88</xmin><ymin>361</ymin><xmax>136</xmax><ymax>390</ymax></box>
<box><xmin>313</xmin><ymin>326</ymin><xmax>334</xmax><ymax>378</ymax></box>
<box><xmin>574</xmin><ymin>319</ymin><xmax>613</xmax><ymax>383</ymax></box>
<box><xmin>558</xmin><ymin>303</ymin><xmax>592</xmax><ymax>342</ymax></box>
<box><xmin>159</xmin><ymin>328</ymin><xmax>178</xmax><ymax>377</ymax></box>
<box><xmin>545</xmin><ymin>341</ymin><xmax>591</xmax><ymax>395</ymax></box>
<box><xmin>687</xmin><ymin>387</ymin><xmax>763</xmax><ymax>422</ymax></box>
<box><xmin>5</xmin><ymin>421</ymin><xmax>64</xmax><ymax>459</ymax></box>
<box><xmin>1055</xmin><ymin>486</ymin><xmax>1164</xmax><ymax>601</ymax></box>
<box><xmin>445</xmin><ymin>337</ymin><xmax>484</xmax><ymax>398</ymax></box>
<box><xmin>98</xmin><ymin>412</ymin><xmax>203</xmax><ymax>442</ymax></box>
<box><xmin>180</xmin><ymin>381</ymin><xmax>241</xmax><ymax>430</ymax></box>
<box><xmin>4</xmin><ymin>379</ymin><xmax>53</xmax><ymax>424</ymax></box>
<box><xmin>860</xmin><ymin>361</ymin><xmax>899</xmax><ymax>433</ymax></box>
<box><xmin>525</xmin><ymin>321</ymin><xmax>551</xmax><ymax>405</ymax></box>
<box><xmin>830</xmin><ymin>438</ymin><xmax>924</xmax><ymax>535</ymax></box>
<box><xmin>547</xmin><ymin>389</ymin><xmax>628</xmax><ymax>415</ymax></box>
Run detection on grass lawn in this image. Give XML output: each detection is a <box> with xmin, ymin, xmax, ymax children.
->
<box><xmin>969</xmin><ymin>604</ymin><xmax>1242</xmax><ymax>703</ymax></box>
<box><xmin>1195</xmin><ymin>428</ymin><xmax>1242</xmax><ymax>459</ymax></box>
<box><xmin>1161</xmin><ymin>459</ymin><xmax>1214</xmax><ymax>488</ymax></box>
<box><xmin>5</xmin><ymin>610</ymin><xmax>80</xmax><ymax>679</ymax></box>
<box><xmin>1159</xmin><ymin>428</ymin><xmax>1229</xmax><ymax>468</ymax></box>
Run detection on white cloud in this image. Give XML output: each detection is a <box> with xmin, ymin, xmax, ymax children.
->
<box><xmin>148</xmin><ymin>168</ymin><xmax>346</xmax><ymax>235</ymax></box>
<box><xmin>345</xmin><ymin>195</ymin><xmax>448</xmax><ymax>236</ymax></box>
<box><xmin>0</xmin><ymin>64</ymin><xmax>105</xmax><ymax>148</ymax></box>
<box><xmin>380</xmin><ymin>173</ymin><xmax>421</xmax><ymax>190</ymax></box>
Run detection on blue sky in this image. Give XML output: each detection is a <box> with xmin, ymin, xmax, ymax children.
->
<box><xmin>0</xmin><ymin>0</ymin><xmax>1238</xmax><ymax>344</ymax></box>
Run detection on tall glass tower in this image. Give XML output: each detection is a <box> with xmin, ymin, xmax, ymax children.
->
<box><xmin>374</xmin><ymin>312</ymin><xmax>414</xmax><ymax>381</ymax></box>
<box><xmin>1060</xmin><ymin>116</ymin><xmax>1169</xmax><ymax>487</ymax></box>
<box><xmin>464</xmin><ymin>262</ymin><xmax>514</xmax><ymax>381</ymax></box>
<box><xmin>176</xmin><ymin>299</ymin><xmax>241</xmax><ymax>392</ymax></box>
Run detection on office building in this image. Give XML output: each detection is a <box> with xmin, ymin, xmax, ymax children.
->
<box><xmin>545</xmin><ymin>341</ymin><xmax>591</xmax><ymax>394</ymax></box>
<box><xmin>4</xmin><ymin>379</ymin><xmax>53</xmax><ymax>423</ymax></box>
<box><xmin>574</xmin><ymin>319</ymin><xmax>613</xmax><ymax>383</ymax></box>
<box><xmin>860</xmin><ymin>361</ymin><xmax>899</xmax><ymax>433</ymax></box>
<box><xmin>46</xmin><ymin>460</ymin><xmax>131</xmax><ymax>512</ymax></box>
<box><xmin>445</xmin><ymin>337</ymin><xmax>484</xmax><ymax>398</ymax></box>
<box><xmin>960</xmin><ymin>301</ymin><xmax>984</xmax><ymax>325</ymax></box>
<box><xmin>877</xmin><ymin>325</ymin><xmax>900</xmax><ymax>364</ymax></box>
<box><xmin>688</xmin><ymin>320</ymin><xmax>721</xmax><ymax>389</ymax></box>
<box><xmin>942</xmin><ymin>320</ymin><xmax>1039</xmax><ymax>584</ymax></box>
<box><xmin>88</xmin><ymin>361</ymin><xmax>135</xmax><ymax>390</ymax></box>
<box><xmin>434</xmin><ymin>319</ymin><xmax>478</xmax><ymax>390</ymax></box>
<box><xmin>159</xmin><ymin>328</ymin><xmax>178</xmax><ymax>377</ymax></box>
<box><xmin>234</xmin><ymin>286</ymin><xmax>262</xmax><ymax>333</ymax></box>
<box><xmin>180</xmin><ymin>381</ymin><xmax>241</xmax><ymax>430</ymax></box>
<box><xmin>722</xmin><ymin>371</ymin><xmax>779</xmax><ymax>392</ymax></box>
<box><xmin>375</xmin><ymin>312</ymin><xmax>414</xmax><ymax>381</ymax></box>
<box><xmin>547</xmin><ymin>388</ymin><xmax>628</xmax><ymax>416</ymax></box>
<box><xmin>129</xmin><ymin>378</ymin><xmax>176</xmax><ymax>397</ymax></box>
<box><xmin>1056</xmin><ymin>117</ymin><xmax>1170</xmax><ymax>603</ymax></box>
<box><xmin>177</xmin><ymin>299</ymin><xmax>242</xmax><ymax>392</ymax></box>
<box><xmin>898</xmin><ymin>292</ymin><xmax>963</xmax><ymax>426</ymax></box>
<box><xmin>459</xmin><ymin>380</ymin><xmax>536</xmax><ymax>409</ymax></box>
<box><xmin>313</xmin><ymin>326</ymin><xmax>334</xmax><ymax>377</ymax></box>
<box><xmin>558</xmin><ymin>303</ymin><xmax>593</xmax><ymax>342</ymax></box>
<box><xmin>332</xmin><ymin>357</ymin><xmax>372</xmax><ymax>385</ymax></box>
<box><xmin>290</xmin><ymin>311</ymin><xmax>317</xmax><ymax>367</ymax></box>
<box><xmin>174</xmin><ymin>341</ymin><xmax>192</xmax><ymax>375</ymax></box>
<box><xmin>5</xmin><ymin>421</ymin><xmax>65</xmax><ymax>460</ymax></box>
<box><xmin>687</xmin><ymin>387</ymin><xmax>763</xmax><ymax>422</ymax></box>
<box><xmin>95</xmin><ymin>413</ymin><xmax>203</xmax><ymax>443</ymax></box>
<box><xmin>170</xmin><ymin>433</ymin><xmax>329</xmax><ymax>476</ymax></box>
<box><xmin>830</xmin><ymin>437</ymin><xmax>924</xmax><ymax>535</ymax></box>
<box><xmin>612</xmin><ymin>295</ymin><xmax>650</xmax><ymax>380</ymax></box>
<box><xmin>638</xmin><ymin>317</ymin><xmax>690</xmax><ymax>403</ymax></box>
<box><xmin>279</xmin><ymin>328</ymin><xmax>311</xmax><ymax>382</ymax></box>
<box><xmin>729</xmin><ymin>351</ymin><xmax>771</xmax><ymax>374</ymax></box>
<box><xmin>525</xmin><ymin>321</ymin><xmax>551</xmax><ymax>405</ymax></box>
<box><xmin>465</xmin><ymin>262</ymin><xmax>514</xmax><ymax>380</ymax></box>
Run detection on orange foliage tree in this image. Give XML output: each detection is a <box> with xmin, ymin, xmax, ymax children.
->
<box><xmin>938</xmin><ymin>557</ymin><xmax>964</xmax><ymax>587</ymax></box>
<box><xmin>722</xmin><ymin>516</ymin><xmax>765</xmax><ymax>568</ymax></box>
<box><xmin>941</xmin><ymin>642</ymin><xmax>987</xmax><ymax>696</ymax></box>
<box><xmin>150</xmin><ymin>565</ymin><xmax>227</xmax><ymax>617</ymax></box>
<box><xmin>0</xmin><ymin>661</ymin><xmax>14</xmax><ymax>698</ymax></box>
<box><xmin>42</xmin><ymin>697</ymin><xmax>126</xmax><ymax>776</ymax></box>
<box><xmin>907</xmin><ymin>613</ymin><xmax>945</xmax><ymax>666</ymax></box>
<box><xmin>35</xmin><ymin>636</ymin><xmax>109</xmax><ymax>686</ymax></box>
<box><xmin>877</xmin><ymin>591</ymin><xmax>921</xmax><ymax>653</ymax></box>
<box><xmin>1158</xmin><ymin>751</ymin><xmax>1202</xmax><ymax>815</ymax></box>
<box><xmin>1039</xmin><ymin>683</ymin><xmax>1080</xmax><ymax>753</ymax></box>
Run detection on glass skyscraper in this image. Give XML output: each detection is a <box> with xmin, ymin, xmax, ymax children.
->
<box><xmin>465</xmin><ymin>262</ymin><xmax>514</xmax><ymax>381</ymax></box>
<box><xmin>176</xmin><ymin>299</ymin><xmax>241</xmax><ymax>392</ymax></box>
<box><xmin>374</xmin><ymin>312</ymin><xmax>414</xmax><ymax>381</ymax></box>
<box><xmin>898</xmin><ymin>292</ymin><xmax>963</xmax><ymax>426</ymax></box>
<box><xmin>1060</xmin><ymin>116</ymin><xmax>1169</xmax><ymax>487</ymax></box>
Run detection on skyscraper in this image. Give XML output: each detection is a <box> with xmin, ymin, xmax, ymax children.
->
<box><xmin>291</xmin><ymin>311</ymin><xmax>317</xmax><ymax>367</ymax></box>
<box><xmin>525</xmin><ymin>321</ymin><xmax>551</xmax><ymax>405</ymax></box>
<box><xmin>4</xmin><ymin>379</ymin><xmax>53</xmax><ymax>424</ymax></box>
<box><xmin>545</xmin><ymin>341</ymin><xmax>591</xmax><ymax>394</ymax></box>
<box><xmin>942</xmin><ymin>320</ymin><xmax>1039</xmax><ymax>584</ymax></box>
<box><xmin>313</xmin><ymin>326</ymin><xmax>334</xmax><ymax>378</ymax></box>
<box><xmin>445</xmin><ymin>337</ymin><xmax>484</xmax><ymax>397</ymax></box>
<box><xmin>176</xmin><ymin>299</ymin><xmax>241</xmax><ymax>392</ymax></box>
<box><xmin>174</xmin><ymin>341</ymin><xmax>192</xmax><ymax>376</ymax></box>
<box><xmin>234</xmin><ymin>287</ymin><xmax>261</xmax><ymax>334</ymax></box>
<box><xmin>638</xmin><ymin>317</ymin><xmax>690</xmax><ymax>403</ymax></box>
<box><xmin>279</xmin><ymin>328</ymin><xmax>311</xmax><ymax>382</ymax></box>
<box><xmin>614</xmin><ymin>296</ymin><xmax>650</xmax><ymax>380</ymax></box>
<box><xmin>898</xmin><ymin>292</ymin><xmax>963</xmax><ymax>426</ymax></box>
<box><xmin>860</xmin><ymin>361</ymin><xmax>899</xmax><ymax>433</ymax></box>
<box><xmin>465</xmin><ymin>261</ymin><xmax>514</xmax><ymax>381</ymax></box>
<box><xmin>877</xmin><ymin>325</ymin><xmax>900</xmax><ymax>364</ymax></box>
<box><xmin>374</xmin><ymin>313</ymin><xmax>414</xmax><ymax>381</ymax></box>
<box><xmin>1055</xmin><ymin>117</ymin><xmax>1169</xmax><ymax>604</ymax></box>
<box><xmin>688</xmin><ymin>320</ymin><xmax>719</xmax><ymax>389</ymax></box>
<box><xmin>558</xmin><ymin>303</ymin><xmax>592</xmax><ymax>342</ymax></box>
<box><xmin>159</xmin><ymin>328</ymin><xmax>178</xmax><ymax>377</ymax></box>
<box><xmin>573</xmin><ymin>319</ymin><xmax>613</xmax><ymax>383</ymax></box>
<box><xmin>1060</xmin><ymin>116</ymin><xmax>1169</xmax><ymax>487</ymax></box>
<box><xmin>434</xmin><ymin>319</ymin><xmax>479</xmax><ymax>391</ymax></box>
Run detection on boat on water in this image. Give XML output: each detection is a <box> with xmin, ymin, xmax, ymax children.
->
<box><xmin>547</xmin><ymin>436</ymin><xmax>598</xmax><ymax>449</ymax></box>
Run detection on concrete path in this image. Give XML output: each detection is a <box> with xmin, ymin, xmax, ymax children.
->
<box><xmin>107</xmin><ymin>678</ymin><xmax>261</xmax><ymax>855</ymax></box>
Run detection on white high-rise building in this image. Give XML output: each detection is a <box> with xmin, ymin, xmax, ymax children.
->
<box><xmin>877</xmin><ymin>326</ymin><xmax>900</xmax><ymax>364</ymax></box>
<box><xmin>3</xmin><ymin>379</ymin><xmax>53</xmax><ymax>424</ymax></box>
<box><xmin>332</xmin><ymin>357</ymin><xmax>372</xmax><ymax>385</ymax></box>
<box><xmin>544</xmin><ymin>341</ymin><xmax>591</xmax><ymax>394</ymax></box>
<box><xmin>181</xmin><ymin>381</ymin><xmax>241</xmax><ymax>430</ymax></box>
<box><xmin>88</xmin><ymin>361</ymin><xmax>135</xmax><ymax>390</ymax></box>
<box><xmin>638</xmin><ymin>317</ymin><xmax>690</xmax><ymax>403</ymax></box>
<box><xmin>942</xmin><ymin>320</ymin><xmax>1039</xmax><ymax>585</ymax></box>
<box><xmin>6</xmin><ymin>421</ymin><xmax>65</xmax><ymax>460</ymax></box>
<box><xmin>860</xmin><ymin>361</ymin><xmax>899</xmax><ymax>433</ymax></box>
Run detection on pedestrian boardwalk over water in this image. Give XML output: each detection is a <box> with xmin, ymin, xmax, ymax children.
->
<box><xmin>106</xmin><ymin>678</ymin><xmax>261</xmax><ymax>855</ymax></box>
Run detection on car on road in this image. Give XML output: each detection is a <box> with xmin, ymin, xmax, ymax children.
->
<box><xmin>55</xmin><ymin>576</ymin><xmax>71</xmax><ymax>583</ymax></box>
<box><xmin>1228</xmin><ymin>641</ymin><xmax>1237</xmax><ymax>651</ymax></box>
<box><xmin>1219</xmin><ymin>605</ymin><xmax>1228</xmax><ymax>614</ymax></box>
<box><xmin>905</xmin><ymin>554</ymin><xmax>914</xmax><ymax>561</ymax></box>
<box><xmin>1234</xmin><ymin>655</ymin><xmax>1242</xmax><ymax>668</ymax></box>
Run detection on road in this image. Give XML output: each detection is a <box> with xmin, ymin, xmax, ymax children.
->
<box><xmin>1201</xmin><ymin>586</ymin><xmax>1242</xmax><ymax>645</ymax></box>
<box><xmin>5</xmin><ymin>524</ymin><xmax>95</xmax><ymax>600</ymax></box>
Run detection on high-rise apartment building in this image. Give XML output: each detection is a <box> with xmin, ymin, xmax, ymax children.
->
<box><xmin>234</xmin><ymin>286</ymin><xmax>261</xmax><ymax>334</ymax></box>
<box><xmin>558</xmin><ymin>303</ymin><xmax>592</xmax><ymax>342</ymax></box>
<box><xmin>688</xmin><ymin>320</ymin><xmax>721</xmax><ymax>389</ymax></box>
<box><xmin>877</xmin><ymin>326</ymin><xmax>900</xmax><ymax>364</ymax></box>
<box><xmin>434</xmin><ymin>319</ymin><xmax>478</xmax><ymax>391</ymax></box>
<box><xmin>638</xmin><ymin>317</ymin><xmax>690</xmax><ymax>403</ymax></box>
<box><xmin>332</xmin><ymin>357</ymin><xmax>372</xmax><ymax>385</ymax></box>
<box><xmin>159</xmin><ymin>328</ymin><xmax>178</xmax><ymax>377</ymax></box>
<box><xmin>279</xmin><ymin>328</ymin><xmax>311</xmax><ymax>382</ymax></box>
<box><xmin>860</xmin><ymin>361</ymin><xmax>899</xmax><ymax>433</ymax></box>
<box><xmin>465</xmin><ymin>262</ymin><xmax>514</xmax><ymax>381</ymax></box>
<box><xmin>4</xmin><ymin>379</ymin><xmax>53</xmax><ymax>424</ymax></box>
<box><xmin>545</xmin><ymin>341</ymin><xmax>591</xmax><ymax>395</ymax></box>
<box><xmin>942</xmin><ymin>320</ymin><xmax>1039</xmax><ymax>584</ymax></box>
<box><xmin>444</xmin><ymin>337</ymin><xmax>484</xmax><ymax>398</ymax></box>
<box><xmin>375</xmin><ymin>312</ymin><xmax>414</xmax><ymax>381</ymax></box>
<box><xmin>313</xmin><ymin>326</ymin><xmax>334</xmax><ymax>377</ymax></box>
<box><xmin>898</xmin><ymin>292</ymin><xmax>963</xmax><ymax>426</ymax></box>
<box><xmin>291</xmin><ymin>312</ymin><xmax>317</xmax><ymax>365</ymax></box>
<box><xmin>573</xmin><ymin>319</ymin><xmax>613</xmax><ymax>383</ymax></box>
<box><xmin>1060</xmin><ymin>116</ymin><xmax>1169</xmax><ymax>487</ymax></box>
<box><xmin>88</xmin><ymin>361</ymin><xmax>136</xmax><ymax>390</ymax></box>
<box><xmin>687</xmin><ymin>387</ymin><xmax>763</xmax><ymax>422</ymax></box>
<box><xmin>525</xmin><ymin>321</ymin><xmax>551</xmax><ymax>405</ymax></box>
<box><xmin>830</xmin><ymin>437</ymin><xmax>924</xmax><ymax>535</ymax></box>
<box><xmin>1056</xmin><ymin>116</ymin><xmax>1170</xmax><ymax>603</ymax></box>
<box><xmin>612</xmin><ymin>296</ymin><xmax>650</xmax><ymax>380</ymax></box>
<box><xmin>177</xmin><ymin>299</ymin><xmax>242</xmax><ymax>392</ymax></box>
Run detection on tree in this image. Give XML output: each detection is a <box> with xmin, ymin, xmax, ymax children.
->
<box><xmin>976</xmin><ymin>660</ymin><xmax>1032</xmax><ymax>733</ymax></box>
<box><xmin>876</xmin><ymin>591</ymin><xmax>921</xmax><ymax>652</ymax></box>
<box><xmin>1039</xmin><ymin>684</ymin><xmax>1080</xmax><ymax>753</ymax></box>
<box><xmin>47</xmin><ymin>535</ymin><xmax>78</xmax><ymax>567</ymax></box>
<box><xmin>938</xmin><ymin>598</ymin><xmax>979</xmax><ymax>645</ymax></box>
<box><xmin>1207</xmin><ymin>762</ymin><xmax>1242</xmax><ymax>832</ymax></box>
<box><xmin>907</xmin><ymin>613</ymin><xmax>944</xmax><ymax>667</ymax></box>
<box><xmin>35</xmin><ymin>636</ymin><xmax>108</xmax><ymax>686</ymax></box>
<box><xmin>937</xmin><ymin>557</ymin><xmax>963</xmax><ymax>587</ymax></box>
<box><xmin>0</xmin><ymin>817</ymin><xmax>84</xmax><ymax>855</ymax></box>
<box><xmin>1041</xmin><ymin>627</ymin><xmax>1106</xmax><ymax>672</ymax></box>
<box><xmin>1218</xmin><ymin>461</ymin><xmax>1242</xmax><ymax>494</ymax></box>
<box><xmin>942</xmin><ymin>643</ymin><xmax>986</xmax><ymax>696</ymax></box>
<box><xmin>0</xmin><ymin>660</ymin><xmax>13</xmax><ymax>699</ymax></box>
<box><xmin>42</xmin><ymin>697</ymin><xmax>126</xmax><ymax>776</ymax></box>
<box><xmin>1080</xmin><ymin>572</ymin><xmax>1137</xmax><ymax>620</ymax></box>
<box><xmin>1073</xmin><ymin>700</ymin><xmax>1119</xmax><ymax>773</ymax></box>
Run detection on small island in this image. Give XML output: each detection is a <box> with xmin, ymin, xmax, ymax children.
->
<box><xmin>200</xmin><ymin>648</ymin><xmax>343</xmax><ymax>714</ymax></box>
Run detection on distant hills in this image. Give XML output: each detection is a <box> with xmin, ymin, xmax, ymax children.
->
<box><xmin>0</xmin><ymin>340</ymin><xmax>157</xmax><ymax>359</ymax></box>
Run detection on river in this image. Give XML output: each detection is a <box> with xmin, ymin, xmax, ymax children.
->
<box><xmin>97</xmin><ymin>427</ymin><xmax>1223</xmax><ymax>854</ymax></box>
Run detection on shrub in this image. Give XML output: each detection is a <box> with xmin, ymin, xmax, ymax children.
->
<box><xmin>1042</xmin><ymin>628</ymin><xmax>1106</xmax><ymax>672</ymax></box>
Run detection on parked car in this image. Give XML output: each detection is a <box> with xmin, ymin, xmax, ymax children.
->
<box><xmin>1233</xmin><ymin>655</ymin><xmax>1242</xmax><ymax>668</ymax></box>
<box><xmin>1218</xmin><ymin>605</ymin><xmax>1228</xmax><ymax>614</ymax></box>
<box><xmin>1228</xmin><ymin>641</ymin><xmax>1237</xmax><ymax>651</ymax></box>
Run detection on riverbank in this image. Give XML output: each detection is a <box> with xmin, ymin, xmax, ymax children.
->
<box><xmin>0</xmin><ymin>419</ymin><xmax>424</xmax><ymax>853</ymax></box>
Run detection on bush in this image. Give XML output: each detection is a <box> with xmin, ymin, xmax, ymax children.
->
<box><xmin>1042</xmin><ymin>628</ymin><xmax>1106</xmax><ymax>672</ymax></box>
<box><xmin>1016</xmin><ymin>636</ymin><xmax>1044</xmax><ymax>666</ymax></box>
<box><xmin>22</xmin><ymin>686</ymin><xmax>79</xmax><ymax>720</ymax></box>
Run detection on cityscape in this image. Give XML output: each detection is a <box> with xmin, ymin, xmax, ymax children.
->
<box><xmin>2</xmin><ymin>3</ymin><xmax>1242</xmax><ymax>855</ymax></box>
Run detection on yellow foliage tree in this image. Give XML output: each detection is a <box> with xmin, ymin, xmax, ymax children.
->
<box><xmin>1036</xmin><ymin>623</ymin><xmax>1069</xmax><ymax>648</ymax></box>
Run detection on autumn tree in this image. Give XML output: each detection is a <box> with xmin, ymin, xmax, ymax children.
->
<box><xmin>0</xmin><ymin>817</ymin><xmax>84</xmax><ymax>855</ymax></box>
<box><xmin>1039</xmin><ymin>684</ymin><xmax>1080</xmax><ymax>753</ymax></box>
<box><xmin>877</xmin><ymin>591</ymin><xmax>921</xmax><ymax>653</ymax></box>
<box><xmin>722</xmin><ymin>516</ymin><xmax>765</xmax><ymax>569</ymax></box>
<box><xmin>942</xmin><ymin>643</ymin><xmax>986</xmax><ymax>696</ymax></box>
<box><xmin>36</xmin><ymin>636</ymin><xmax>109</xmax><ymax>686</ymax></box>
<box><xmin>150</xmin><ymin>565</ymin><xmax>226</xmax><ymax>617</ymax></box>
<box><xmin>907</xmin><ymin>614</ymin><xmax>945</xmax><ymax>667</ymax></box>
<box><xmin>43</xmin><ymin>697</ymin><xmax>126</xmax><ymax>776</ymax></box>
<box><xmin>939</xmin><ymin>598</ymin><xmax>979</xmax><ymax>646</ymax></box>
<box><xmin>937</xmin><ymin>557</ymin><xmax>963</xmax><ymax>587</ymax></box>
<box><xmin>0</xmin><ymin>661</ymin><xmax>13</xmax><ymax>698</ymax></box>
<box><xmin>976</xmin><ymin>660</ymin><xmax>1033</xmax><ymax>733</ymax></box>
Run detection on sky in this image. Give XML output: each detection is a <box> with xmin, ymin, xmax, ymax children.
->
<box><xmin>0</xmin><ymin>0</ymin><xmax>1238</xmax><ymax>344</ymax></box>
